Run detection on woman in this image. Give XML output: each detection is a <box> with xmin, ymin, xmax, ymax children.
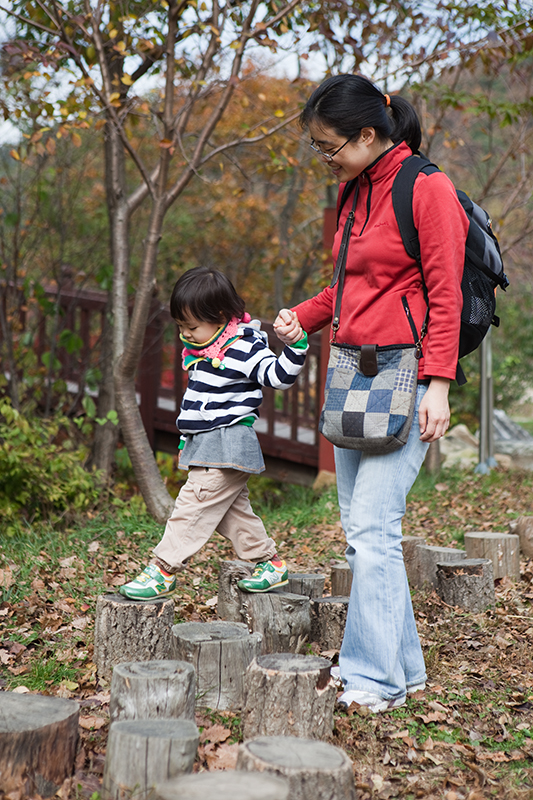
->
<box><xmin>275</xmin><ymin>74</ymin><xmax>469</xmax><ymax>712</ymax></box>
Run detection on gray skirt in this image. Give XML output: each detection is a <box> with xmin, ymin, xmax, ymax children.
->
<box><xmin>178</xmin><ymin>424</ymin><xmax>265</xmax><ymax>474</ymax></box>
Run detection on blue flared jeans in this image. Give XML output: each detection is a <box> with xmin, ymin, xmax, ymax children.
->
<box><xmin>335</xmin><ymin>385</ymin><xmax>429</xmax><ymax>701</ymax></box>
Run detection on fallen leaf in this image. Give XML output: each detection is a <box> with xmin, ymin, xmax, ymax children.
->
<box><xmin>199</xmin><ymin>724</ymin><xmax>231</xmax><ymax>745</ymax></box>
<box><xmin>71</xmin><ymin>616</ymin><xmax>90</xmax><ymax>630</ymax></box>
<box><xmin>88</xmin><ymin>541</ymin><xmax>100</xmax><ymax>553</ymax></box>
<box><xmin>12</xmin><ymin>685</ymin><xmax>30</xmax><ymax>693</ymax></box>
<box><xmin>0</xmin><ymin>568</ymin><xmax>14</xmax><ymax>588</ymax></box>
<box><xmin>79</xmin><ymin>715</ymin><xmax>106</xmax><ymax>730</ymax></box>
<box><xmin>204</xmin><ymin>742</ymin><xmax>239</xmax><ymax>770</ymax></box>
<box><xmin>59</xmin><ymin>556</ymin><xmax>77</xmax><ymax>568</ymax></box>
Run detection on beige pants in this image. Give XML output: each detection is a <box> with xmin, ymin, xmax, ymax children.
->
<box><xmin>152</xmin><ymin>467</ymin><xmax>277</xmax><ymax>572</ymax></box>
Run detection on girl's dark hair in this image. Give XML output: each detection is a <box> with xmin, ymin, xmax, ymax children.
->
<box><xmin>300</xmin><ymin>74</ymin><xmax>421</xmax><ymax>154</ymax></box>
<box><xmin>170</xmin><ymin>266</ymin><xmax>246</xmax><ymax>323</ymax></box>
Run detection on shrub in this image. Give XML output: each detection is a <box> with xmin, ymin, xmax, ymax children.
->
<box><xmin>0</xmin><ymin>399</ymin><xmax>103</xmax><ymax>532</ymax></box>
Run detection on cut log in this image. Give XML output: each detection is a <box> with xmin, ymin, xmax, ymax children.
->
<box><xmin>240</xmin><ymin>590</ymin><xmax>311</xmax><ymax>654</ymax></box>
<box><xmin>237</xmin><ymin>735</ymin><xmax>356</xmax><ymax>800</ymax></box>
<box><xmin>509</xmin><ymin>516</ymin><xmax>533</xmax><ymax>559</ymax></box>
<box><xmin>330</xmin><ymin>562</ymin><xmax>352</xmax><ymax>597</ymax></box>
<box><xmin>287</xmin><ymin>573</ymin><xmax>325</xmax><ymax>599</ymax></box>
<box><xmin>310</xmin><ymin>596</ymin><xmax>349</xmax><ymax>651</ymax></box>
<box><xmin>109</xmin><ymin>660</ymin><xmax>196</xmax><ymax>723</ymax></box>
<box><xmin>217</xmin><ymin>560</ymin><xmax>254</xmax><ymax>622</ymax></box>
<box><xmin>464</xmin><ymin>531</ymin><xmax>520</xmax><ymax>580</ymax></box>
<box><xmin>416</xmin><ymin>545</ymin><xmax>467</xmax><ymax>588</ymax></box>
<box><xmin>102</xmin><ymin>718</ymin><xmax>198</xmax><ymax>800</ymax></box>
<box><xmin>436</xmin><ymin>558</ymin><xmax>495</xmax><ymax>612</ymax></box>
<box><xmin>401</xmin><ymin>536</ymin><xmax>426</xmax><ymax>587</ymax></box>
<box><xmin>0</xmin><ymin>693</ymin><xmax>79</xmax><ymax>798</ymax></box>
<box><xmin>170</xmin><ymin>621</ymin><xmax>262</xmax><ymax>710</ymax></box>
<box><xmin>155</xmin><ymin>772</ymin><xmax>289</xmax><ymax>800</ymax></box>
<box><xmin>242</xmin><ymin>653</ymin><xmax>335</xmax><ymax>740</ymax></box>
<box><xmin>94</xmin><ymin>593</ymin><xmax>175</xmax><ymax>680</ymax></box>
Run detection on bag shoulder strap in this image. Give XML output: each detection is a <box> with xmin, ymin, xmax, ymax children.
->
<box><xmin>391</xmin><ymin>154</ymin><xmax>440</xmax><ymax>265</ymax></box>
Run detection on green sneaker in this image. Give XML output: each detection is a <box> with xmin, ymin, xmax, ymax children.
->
<box><xmin>119</xmin><ymin>563</ymin><xmax>176</xmax><ymax>600</ymax></box>
<box><xmin>237</xmin><ymin>560</ymin><xmax>288</xmax><ymax>593</ymax></box>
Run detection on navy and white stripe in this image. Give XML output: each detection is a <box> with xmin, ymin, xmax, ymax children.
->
<box><xmin>177</xmin><ymin>321</ymin><xmax>308</xmax><ymax>435</ymax></box>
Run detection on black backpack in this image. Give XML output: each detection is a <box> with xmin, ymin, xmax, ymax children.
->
<box><xmin>338</xmin><ymin>154</ymin><xmax>509</xmax><ymax>385</ymax></box>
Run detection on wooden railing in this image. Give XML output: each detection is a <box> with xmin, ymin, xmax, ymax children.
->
<box><xmin>5</xmin><ymin>282</ymin><xmax>326</xmax><ymax>471</ymax></box>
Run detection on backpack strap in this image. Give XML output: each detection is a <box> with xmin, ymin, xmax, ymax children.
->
<box><xmin>392</xmin><ymin>155</ymin><xmax>466</xmax><ymax>385</ymax></box>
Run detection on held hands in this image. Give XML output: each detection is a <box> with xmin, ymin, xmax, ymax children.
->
<box><xmin>274</xmin><ymin>308</ymin><xmax>304</xmax><ymax>345</ymax></box>
<box><xmin>418</xmin><ymin>377</ymin><xmax>451</xmax><ymax>443</ymax></box>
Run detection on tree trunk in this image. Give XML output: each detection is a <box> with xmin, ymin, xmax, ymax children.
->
<box><xmin>0</xmin><ymin>693</ymin><xmax>79</xmax><ymax>798</ymax></box>
<box><xmin>90</xmin><ymin>297</ymin><xmax>119</xmax><ymax>474</ymax></box>
<box><xmin>436</xmin><ymin>558</ymin><xmax>495</xmax><ymax>612</ymax></box>
<box><xmin>102</xmin><ymin>719</ymin><xmax>198</xmax><ymax>800</ymax></box>
<box><xmin>464</xmin><ymin>531</ymin><xmax>520</xmax><ymax>580</ymax></box>
<box><xmin>155</xmin><ymin>772</ymin><xmax>290</xmax><ymax>800</ymax></box>
<box><xmin>237</xmin><ymin>736</ymin><xmax>356</xmax><ymax>800</ymax></box>
<box><xmin>109</xmin><ymin>660</ymin><xmax>196</xmax><ymax>723</ymax></box>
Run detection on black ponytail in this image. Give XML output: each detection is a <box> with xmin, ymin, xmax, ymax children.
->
<box><xmin>300</xmin><ymin>74</ymin><xmax>421</xmax><ymax>154</ymax></box>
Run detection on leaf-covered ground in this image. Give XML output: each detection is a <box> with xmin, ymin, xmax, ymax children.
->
<box><xmin>1</xmin><ymin>466</ymin><xmax>532</xmax><ymax>799</ymax></box>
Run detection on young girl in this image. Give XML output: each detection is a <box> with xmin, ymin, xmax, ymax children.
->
<box><xmin>120</xmin><ymin>266</ymin><xmax>307</xmax><ymax>600</ymax></box>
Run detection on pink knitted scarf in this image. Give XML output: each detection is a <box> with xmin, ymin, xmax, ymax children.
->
<box><xmin>181</xmin><ymin>313</ymin><xmax>251</xmax><ymax>370</ymax></box>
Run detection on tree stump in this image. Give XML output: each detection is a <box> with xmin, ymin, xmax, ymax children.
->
<box><xmin>94</xmin><ymin>593</ymin><xmax>175</xmax><ymax>680</ymax></box>
<box><xmin>102</xmin><ymin>718</ymin><xmax>198</xmax><ymax>800</ymax></box>
<box><xmin>509</xmin><ymin>516</ymin><xmax>533</xmax><ymax>559</ymax></box>
<box><xmin>401</xmin><ymin>536</ymin><xmax>426</xmax><ymax>587</ymax></box>
<box><xmin>464</xmin><ymin>531</ymin><xmax>520</xmax><ymax>580</ymax></box>
<box><xmin>217</xmin><ymin>560</ymin><xmax>254</xmax><ymax>622</ymax></box>
<box><xmin>237</xmin><ymin>735</ymin><xmax>356</xmax><ymax>800</ymax></box>
<box><xmin>436</xmin><ymin>558</ymin><xmax>495</xmax><ymax>612</ymax></box>
<box><xmin>0</xmin><ymin>693</ymin><xmax>79</xmax><ymax>798</ymax></box>
<box><xmin>170</xmin><ymin>621</ymin><xmax>262</xmax><ymax>710</ymax></box>
<box><xmin>310</xmin><ymin>596</ymin><xmax>349</xmax><ymax>651</ymax></box>
<box><xmin>287</xmin><ymin>573</ymin><xmax>325</xmax><ymax>599</ymax></box>
<box><xmin>330</xmin><ymin>562</ymin><xmax>352</xmax><ymax>597</ymax></box>
<box><xmin>416</xmin><ymin>545</ymin><xmax>467</xmax><ymax>588</ymax></box>
<box><xmin>242</xmin><ymin>653</ymin><xmax>335</xmax><ymax>740</ymax></box>
<box><xmin>155</xmin><ymin>772</ymin><xmax>289</xmax><ymax>800</ymax></box>
<box><xmin>109</xmin><ymin>660</ymin><xmax>196</xmax><ymax>723</ymax></box>
<box><xmin>240</xmin><ymin>590</ymin><xmax>311</xmax><ymax>654</ymax></box>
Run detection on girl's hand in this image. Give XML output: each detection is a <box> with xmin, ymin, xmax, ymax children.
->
<box><xmin>274</xmin><ymin>308</ymin><xmax>303</xmax><ymax>345</ymax></box>
<box><xmin>418</xmin><ymin>377</ymin><xmax>451</xmax><ymax>442</ymax></box>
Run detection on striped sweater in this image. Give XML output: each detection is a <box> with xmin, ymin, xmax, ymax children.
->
<box><xmin>177</xmin><ymin>320</ymin><xmax>308</xmax><ymax>435</ymax></box>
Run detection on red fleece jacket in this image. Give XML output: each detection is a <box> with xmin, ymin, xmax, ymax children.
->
<box><xmin>293</xmin><ymin>141</ymin><xmax>469</xmax><ymax>381</ymax></box>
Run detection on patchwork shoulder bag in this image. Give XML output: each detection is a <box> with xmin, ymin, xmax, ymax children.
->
<box><xmin>319</xmin><ymin>184</ymin><xmax>426</xmax><ymax>454</ymax></box>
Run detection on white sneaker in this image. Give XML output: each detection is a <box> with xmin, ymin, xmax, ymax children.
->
<box><xmin>332</xmin><ymin>668</ymin><xmax>424</xmax><ymax>696</ymax></box>
<box><xmin>338</xmin><ymin>689</ymin><xmax>406</xmax><ymax>713</ymax></box>
<box><xmin>407</xmin><ymin>682</ymin><xmax>426</xmax><ymax>694</ymax></box>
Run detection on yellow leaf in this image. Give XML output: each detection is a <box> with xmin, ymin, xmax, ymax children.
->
<box><xmin>109</xmin><ymin>92</ymin><xmax>120</xmax><ymax>102</ymax></box>
<box><xmin>109</xmin><ymin>28</ymin><xmax>118</xmax><ymax>38</ymax></box>
<box><xmin>274</xmin><ymin>109</ymin><xmax>285</xmax><ymax>118</ymax></box>
<box><xmin>71</xmin><ymin>132</ymin><xmax>82</xmax><ymax>147</ymax></box>
<box><xmin>121</xmin><ymin>74</ymin><xmax>133</xmax><ymax>85</ymax></box>
<box><xmin>115</xmin><ymin>41</ymin><xmax>126</xmax><ymax>52</ymax></box>
<box><xmin>9</xmin><ymin>150</ymin><xmax>20</xmax><ymax>161</ymax></box>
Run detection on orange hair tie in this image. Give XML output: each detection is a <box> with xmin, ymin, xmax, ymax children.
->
<box><xmin>384</xmin><ymin>93</ymin><xmax>391</xmax><ymax>107</ymax></box>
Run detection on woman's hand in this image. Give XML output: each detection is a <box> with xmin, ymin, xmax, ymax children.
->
<box><xmin>273</xmin><ymin>308</ymin><xmax>303</xmax><ymax>345</ymax></box>
<box><xmin>418</xmin><ymin>377</ymin><xmax>451</xmax><ymax>442</ymax></box>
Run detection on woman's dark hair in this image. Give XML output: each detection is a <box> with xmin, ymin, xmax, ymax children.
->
<box><xmin>300</xmin><ymin>74</ymin><xmax>421</xmax><ymax>154</ymax></box>
<box><xmin>170</xmin><ymin>266</ymin><xmax>246</xmax><ymax>323</ymax></box>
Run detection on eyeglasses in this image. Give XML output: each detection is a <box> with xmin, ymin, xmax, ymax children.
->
<box><xmin>309</xmin><ymin>137</ymin><xmax>352</xmax><ymax>161</ymax></box>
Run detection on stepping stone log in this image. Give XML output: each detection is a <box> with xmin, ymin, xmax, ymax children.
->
<box><xmin>464</xmin><ymin>531</ymin><xmax>520</xmax><ymax>580</ymax></box>
<box><xmin>436</xmin><ymin>558</ymin><xmax>495</xmax><ymax>612</ymax></box>
<box><xmin>237</xmin><ymin>735</ymin><xmax>356</xmax><ymax>800</ymax></box>
<box><xmin>310</xmin><ymin>596</ymin><xmax>349</xmax><ymax>651</ymax></box>
<box><xmin>240</xmin><ymin>590</ymin><xmax>311</xmax><ymax>654</ymax></box>
<box><xmin>243</xmin><ymin>653</ymin><xmax>335</xmax><ymax>740</ymax></box>
<box><xmin>287</xmin><ymin>572</ymin><xmax>325</xmax><ymax>599</ymax></box>
<box><xmin>217</xmin><ymin>559</ymin><xmax>254</xmax><ymax>622</ymax></box>
<box><xmin>401</xmin><ymin>536</ymin><xmax>426</xmax><ymax>587</ymax></box>
<box><xmin>171</xmin><ymin>621</ymin><xmax>262</xmax><ymax>710</ymax></box>
<box><xmin>330</xmin><ymin>562</ymin><xmax>352</xmax><ymax>597</ymax></box>
<box><xmin>509</xmin><ymin>516</ymin><xmax>533</xmax><ymax>559</ymax></box>
<box><xmin>155</xmin><ymin>771</ymin><xmax>289</xmax><ymax>800</ymax></box>
<box><xmin>94</xmin><ymin>593</ymin><xmax>175</xmax><ymax>680</ymax></box>
<box><xmin>0</xmin><ymin>692</ymin><xmax>79</xmax><ymax>798</ymax></box>
<box><xmin>109</xmin><ymin>660</ymin><xmax>196</xmax><ymax>722</ymax></box>
<box><xmin>416</xmin><ymin>545</ymin><xmax>467</xmax><ymax>588</ymax></box>
<box><xmin>102</xmin><ymin>718</ymin><xmax>198</xmax><ymax>800</ymax></box>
